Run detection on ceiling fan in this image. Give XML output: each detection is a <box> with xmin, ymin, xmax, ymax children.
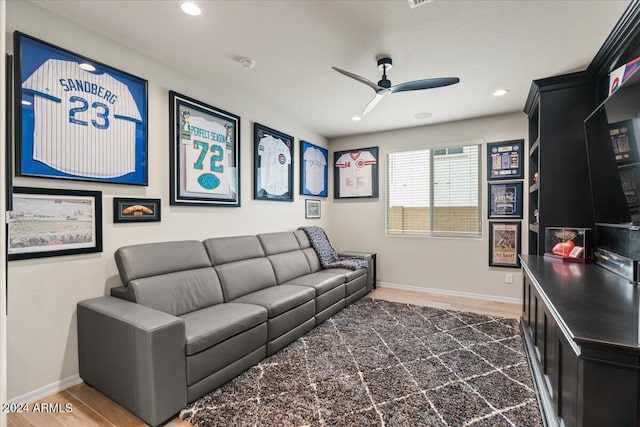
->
<box><xmin>332</xmin><ymin>57</ymin><xmax>460</xmax><ymax>117</ymax></box>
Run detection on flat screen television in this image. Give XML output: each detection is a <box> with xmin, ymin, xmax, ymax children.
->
<box><xmin>584</xmin><ymin>67</ymin><xmax>640</xmax><ymax>227</ymax></box>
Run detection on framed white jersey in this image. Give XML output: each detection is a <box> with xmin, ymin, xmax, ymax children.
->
<box><xmin>170</xmin><ymin>91</ymin><xmax>241</xmax><ymax>207</ymax></box>
<box><xmin>254</xmin><ymin>123</ymin><xmax>294</xmax><ymax>201</ymax></box>
<box><xmin>334</xmin><ymin>147</ymin><xmax>379</xmax><ymax>199</ymax></box>
<box><xmin>15</xmin><ymin>32</ymin><xmax>148</xmax><ymax>185</ymax></box>
<box><xmin>300</xmin><ymin>141</ymin><xmax>328</xmax><ymax>197</ymax></box>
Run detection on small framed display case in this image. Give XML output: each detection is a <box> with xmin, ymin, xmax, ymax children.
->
<box><xmin>544</xmin><ymin>227</ymin><xmax>591</xmax><ymax>262</ymax></box>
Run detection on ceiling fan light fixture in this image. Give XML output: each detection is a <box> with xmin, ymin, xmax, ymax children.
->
<box><xmin>493</xmin><ymin>88</ymin><xmax>509</xmax><ymax>97</ymax></box>
<box><xmin>408</xmin><ymin>0</ymin><xmax>435</xmax><ymax>8</ymax></box>
<box><xmin>181</xmin><ymin>2</ymin><xmax>201</xmax><ymax>16</ymax></box>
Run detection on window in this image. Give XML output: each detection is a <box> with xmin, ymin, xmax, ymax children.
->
<box><xmin>387</xmin><ymin>143</ymin><xmax>481</xmax><ymax>237</ymax></box>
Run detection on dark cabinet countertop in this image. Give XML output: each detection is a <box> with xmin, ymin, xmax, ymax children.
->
<box><xmin>520</xmin><ymin>255</ymin><xmax>640</xmax><ymax>351</ymax></box>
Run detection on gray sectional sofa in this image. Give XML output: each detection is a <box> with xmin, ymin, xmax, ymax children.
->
<box><xmin>77</xmin><ymin>230</ymin><xmax>373</xmax><ymax>426</ymax></box>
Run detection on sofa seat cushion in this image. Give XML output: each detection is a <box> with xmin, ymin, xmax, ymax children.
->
<box><xmin>180</xmin><ymin>303</ymin><xmax>267</xmax><ymax>356</ymax></box>
<box><xmin>232</xmin><ymin>285</ymin><xmax>315</xmax><ymax>318</ymax></box>
<box><xmin>319</xmin><ymin>267</ymin><xmax>366</xmax><ymax>282</ymax></box>
<box><xmin>283</xmin><ymin>272</ymin><xmax>345</xmax><ymax>296</ymax></box>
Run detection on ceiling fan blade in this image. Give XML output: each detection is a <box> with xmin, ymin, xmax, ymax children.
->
<box><xmin>390</xmin><ymin>77</ymin><xmax>460</xmax><ymax>94</ymax></box>
<box><xmin>362</xmin><ymin>92</ymin><xmax>387</xmax><ymax>116</ymax></box>
<box><xmin>332</xmin><ymin>66</ymin><xmax>382</xmax><ymax>92</ymax></box>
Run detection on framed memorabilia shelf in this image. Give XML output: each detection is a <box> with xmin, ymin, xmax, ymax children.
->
<box><xmin>113</xmin><ymin>197</ymin><xmax>161</xmax><ymax>223</ymax></box>
<box><xmin>488</xmin><ymin>221</ymin><xmax>521</xmax><ymax>268</ymax></box>
<box><xmin>169</xmin><ymin>91</ymin><xmax>241</xmax><ymax>207</ymax></box>
<box><xmin>334</xmin><ymin>146</ymin><xmax>379</xmax><ymax>199</ymax></box>
<box><xmin>488</xmin><ymin>181</ymin><xmax>523</xmax><ymax>219</ymax></box>
<box><xmin>487</xmin><ymin>139</ymin><xmax>524</xmax><ymax>180</ymax></box>
<box><xmin>14</xmin><ymin>32</ymin><xmax>148</xmax><ymax>185</ymax></box>
<box><xmin>254</xmin><ymin>123</ymin><xmax>294</xmax><ymax>201</ymax></box>
<box><xmin>8</xmin><ymin>187</ymin><xmax>103</xmax><ymax>261</ymax></box>
<box><xmin>300</xmin><ymin>141</ymin><xmax>328</xmax><ymax>197</ymax></box>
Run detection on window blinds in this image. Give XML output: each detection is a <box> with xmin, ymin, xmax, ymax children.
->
<box><xmin>387</xmin><ymin>144</ymin><xmax>481</xmax><ymax>236</ymax></box>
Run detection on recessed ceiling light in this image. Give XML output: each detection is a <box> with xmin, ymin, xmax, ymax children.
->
<box><xmin>414</xmin><ymin>112</ymin><xmax>432</xmax><ymax>120</ymax></box>
<box><xmin>238</xmin><ymin>58</ymin><xmax>255</xmax><ymax>69</ymax></box>
<box><xmin>181</xmin><ymin>2</ymin><xmax>201</xmax><ymax>16</ymax></box>
<box><xmin>79</xmin><ymin>63</ymin><xmax>96</xmax><ymax>72</ymax></box>
<box><xmin>351</xmin><ymin>116</ymin><xmax>362</xmax><ymax>122</ymax></box>
<box><xmin>493</xmin><ymin>89</ymin><xmax>509</xmax><ymax>97</ymax></box>
<box><xmin>21</xmin><ymin>100</ymin><xmax>32</xmax><ymax>106</ymax></box>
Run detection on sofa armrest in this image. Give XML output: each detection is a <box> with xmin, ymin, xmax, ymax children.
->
<box><xmin>339</xmin><ymin>251</ymin><xmax>377</xmax><ymax>290</ymax></box>
<box><xmin>77</xmin><ymin>296</ymin><xmax>187</xmax><ymax>426</ymax></box>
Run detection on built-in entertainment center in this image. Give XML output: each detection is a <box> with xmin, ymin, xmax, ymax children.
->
<box><xmin>521</xmin><ymin>2</ymin><xmax>640</xmax><ymax>426</ymax></box>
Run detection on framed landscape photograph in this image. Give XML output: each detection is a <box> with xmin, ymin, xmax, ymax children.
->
<box><xmin>113</xmin><ymin>197</ymin><xmax>161</xmax><ymax>223</ymax></box>
<box><xmin>254</xmin><ymin>123</ymin><xmax>294</xmax><ymax>201</ymax></box>
<box><xmin>334</xmin><ymin>146</ymin><xmax>379</xmax><ymax>199</ymax></box>
<box><xmin>487</xmin><ymin>139</ymin><xmax>524</xmax><ymax>180</ymax></box>
<box><xmin>300</xmin><ymin>141</ymin><xmax>328</xmax><ymax>197</ymax></box>
<box><xmin>305</xmin><ymin>199</ymin><xmax>321</xmax><ymax>219</ymax></box>
<box><xmin>488</xmin><ymin>181</ymin><xmax>523</xmax><ymax>219</ymax></box>
<box><xmin>489</xmin><ymin>221</ymin><xmax>521</xmax><ymax>268</ymax></box>
<box><xmin>8</xmin><ymin>187</ymin><xmax>102</xmax><ymax>261</ymax></box>
<box><xmin>14</xmin><ymin>32</ymin><xmax>148</xmax><ymax>185</ymax></box>
<box><xmin>169</xmin><ymin>91</ymin><xmax>241</xmax><ymax>207</ymax></box>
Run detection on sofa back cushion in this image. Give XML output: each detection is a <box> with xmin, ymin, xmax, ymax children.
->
<box><xmin>130</xmin><ymin>268</ymin><xmax>223</xmax><ymax>316</ymax></box>
<box><xmin>294</xmin><ymin>230</ymin><xmax>322</xmax><ymax>273</ymax></box>
<box><xmin>203</xmin><ymin>235</ymin><xmax>265</xmax><ymax>265</ymax></box>
<box><xmin>114</xmin><ymin>240</ymin><xmax>224</xmax><ymax>316</ymax></box>
<box><xmin>258</xmin><ymin>232</ymin><xmax>312</xmax><ymax>284</ymax></box>
<box><xmin>203</xmin><ymin>236</ymin><xmax>276</xmax><ymax>301</ymax></box>
<box><xmin>258</xmin><ymin>232</ymin><xmax>300</xmax><ymax>255</ymax></box>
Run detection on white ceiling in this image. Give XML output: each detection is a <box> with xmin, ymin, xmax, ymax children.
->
<box><xmin>30</xmin><ymin>0</ymin><xmax>630</xmax><ymax>139</ymax></box>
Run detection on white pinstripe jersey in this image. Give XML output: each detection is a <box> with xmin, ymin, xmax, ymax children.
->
<box><xmin>22</xmin><ymin>59</ymin><xmax>142</xmax><ymax>178</ymax></box>
<box><xmin>303</xmin><ymin>146</ymin><xmax>326</xmax><ymax>195</ymax></box>
<box><xmin>258</xmin><ymin>135</ymin><xmax>291</xmax><ymax>196</ymax></box>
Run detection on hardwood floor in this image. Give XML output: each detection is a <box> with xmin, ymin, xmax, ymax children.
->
<box><xmin>7</xmin><ymin>287</ymin><xmax>521</xmax><ymax>427</ymax></box>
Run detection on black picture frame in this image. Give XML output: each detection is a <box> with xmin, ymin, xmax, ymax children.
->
<box><xmin>300</xmin><ymin>140</ymin><xmax>328</xmax><ymax>197</ymax></box>
<box><xmin>488</xmin><ymin>181</ymin><xmax>523</xmax><ymax>219</ymax></box>
<box><xmin>5</xmin><ymin>54</ymin><xmax>14</xmax><ymax>211</ymax></box>
<box><xmin>8</xmin><ymin>187</ymin><xmax>103</xmax><ymax>261</ymax></box>
<box><xmin>169</xmin><ymin>91</ymin><xmax>241</xmax><ymax>207</ymax></box>
<box><xmin>254</xmin><ymin>123</ymin><xmax>294</xmax><ymax>201</ymax></box>
<box><xmin>113</xmin><ymin>197</ymin><xmax>161</xmax><ymax>223</ymax></box>
<box><xmin>305</xmin><ymin>199</ymin><xmax>321</xmax><ymax>219</ymax></box>
<box><xmin>487</xmin><ymin>139</ymin><xmax>524</xmax><ymax>180</ymax></box>
<box><xmin>334</xmin><ymin>146</ymin><xmax>379</xmax><ymax>199</ymax></box>
<box><xmin>489</xmin><ymin>221</ymin><xmax>521</xmax><ymax>268</ymax></box>
<box><xmin>14</xmin><ymin>32</ymin><xmax>148</xmax><ymax>185</ymax></box>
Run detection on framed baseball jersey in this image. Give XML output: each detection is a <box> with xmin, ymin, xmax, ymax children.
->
<box><xmin>334</xmin><ymin>146</ymin><xmax>379</xmax><ymax>199</ymax></box>
<box><xmin>254</xmin><ymin>123</ymin><xmax>294</xmax><ymax>201</ymax></box>
<box><xmin>169</xmin><ymin>91</ymin><xmax>241</xmax><ymax>207</ymax></box>
<box><xmin>14</xmin><ymin>32</ymin><xmax>148</xmax><ymax>185</ymax></box>
<box><xmin>300</xmin><ymin>141</ymin><xmax>328</xmax><ymax>197</ymax></box>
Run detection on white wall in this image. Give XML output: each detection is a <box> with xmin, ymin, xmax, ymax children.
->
<box><xmin>6</xmin><ymin>1</ymin><xmax>328</xmax><ymax>400</ymax></box>
<box><xmin>328</xmin><ymin>112</ymin><xmax>527</xmax><ymax>301</ymax></box>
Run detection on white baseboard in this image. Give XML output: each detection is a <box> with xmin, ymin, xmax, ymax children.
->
<box><xmin>5</xmin><ymin>374</ymin><xmax>82</xmax><ymax>405</ymax></box>
<box><xmin>376</xmin><ymin>281</ymin><xmax>521</xmax><ymax>305</ymax></box>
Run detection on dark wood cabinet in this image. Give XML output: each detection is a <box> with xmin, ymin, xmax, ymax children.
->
<box><xmin>521</xmin><ymin>256</ymin><xmax>640</xmax><ymax>427</ymax></box>
<box><xmin>524</xmin><ymin>73</ymin><xmax>595</xmax><ymax>256</ymax></box>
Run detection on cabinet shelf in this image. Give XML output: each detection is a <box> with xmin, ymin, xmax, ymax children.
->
<box><xmin>529</xmin><ymin>182</ymin><xmax>539</xmax><ymax>193</ymax></box>
<box><xmin>529</xmin><ymin>138</ymin><xmax>540</xmax><ymax>156</ymax></box>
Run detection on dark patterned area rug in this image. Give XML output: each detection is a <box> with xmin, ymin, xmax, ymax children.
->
<box><xmin>180</xmin><ymin>298</ymin><xmax>542</xmax><ymax>426</ymax></box>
